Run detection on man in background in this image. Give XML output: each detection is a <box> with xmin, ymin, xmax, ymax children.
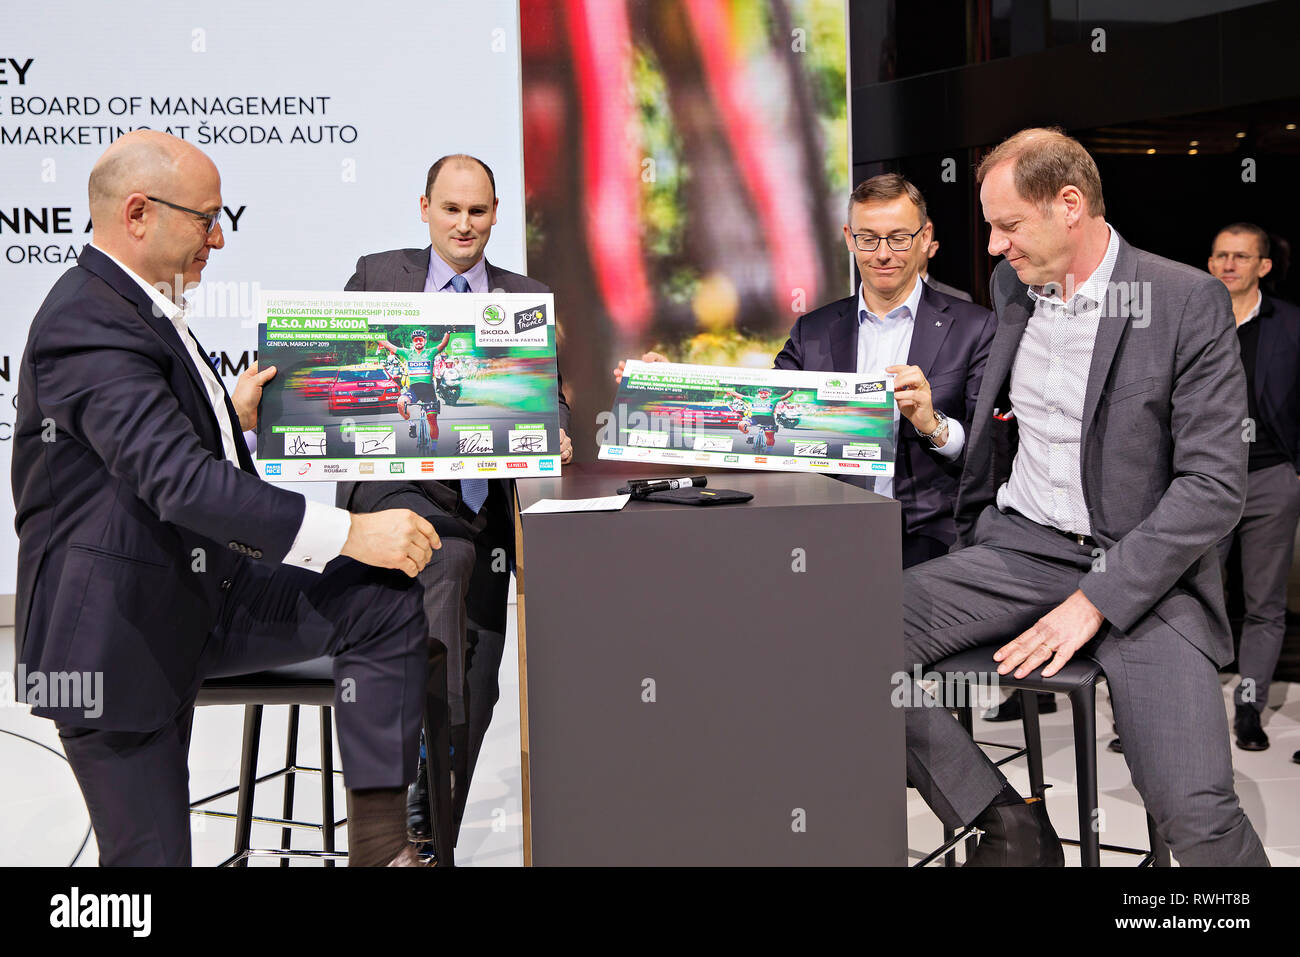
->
<box><xmin>1207</xmin><ymin>222</ymin><xmax>1300</xmax><ymax>751</ymax></box>
<box><xmin>921</xmin><ymin>217</ymin><xmax>974</xmax><ymax>302</ymax></box>
<box><xmin>337</xmin><ymin>154</ymin><xmax>572</xmax><ymax>846</ymax></box>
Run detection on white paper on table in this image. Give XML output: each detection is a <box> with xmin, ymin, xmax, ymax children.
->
<box><xmin>521</xmin><ymin>494</ymin><xmax>631</xmax><ymax>514</ymax></box>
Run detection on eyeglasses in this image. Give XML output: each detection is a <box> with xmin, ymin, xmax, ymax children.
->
<box><xmin>851</xmin><ymin>224</ymin><xmax>924</xmax><ymax>252</ymax></box>
<box><xmin>1211</xmin><ymin>251</ymin><xmax>1260</xmax><ymax>264</ymax></box>
<box><xmin>147</xmin><ymin>196</ymin><xmax>222</xmax><ymax>234</ymax></box>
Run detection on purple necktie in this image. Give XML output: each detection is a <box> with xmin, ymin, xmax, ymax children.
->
<box><xmin>448</xmin><ymin>274</ymin><xmax>489</xmax><ymax>513</ymax></box>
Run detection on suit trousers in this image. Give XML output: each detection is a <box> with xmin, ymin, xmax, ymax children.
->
<box><xmin>903</xmin><ymin>505</ymin><xmax>1268</xmax><ymax>866</ymax></box>
<box><xmin>453</xmin><ymin>482</ymin><xmax>516</xmax><ymax>832</ymax></box>
<box><xmin>1216</xmin><ymin>461</ymin><xmax>1300</xmax><ymax>711</ymax></box>
<box><xmin>57</xmin><ymin>556</ymin><xmax>426</xmax><ymax>866</ymax></box>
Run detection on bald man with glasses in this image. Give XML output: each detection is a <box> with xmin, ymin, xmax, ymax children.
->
<box><xmin>14</xmin><ymin>130</ymin><xmax>439</xmax><ymax>866</ymax></box>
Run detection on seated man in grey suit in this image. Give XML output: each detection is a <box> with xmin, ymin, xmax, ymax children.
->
<box><xmin>336</xmin><ymin>154</ymin><xmax>572</xmax><ymax>845</ymax></box>
<box><xmin>903</xmin><ymin>127</ymin><xmax>1268</xmax><ymax>866</ymax></box>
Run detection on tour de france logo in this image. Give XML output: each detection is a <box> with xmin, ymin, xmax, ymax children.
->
<box><xmin>482</xmin><ymin>304</ymin><xmax>506</xmax><ymax>325</ymax></box>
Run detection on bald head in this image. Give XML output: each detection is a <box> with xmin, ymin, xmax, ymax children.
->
<box><xmin>88</xmin><ymin>131</ymin><xmax>224</xmax><ymax>298</ymax></box>
<box><xmin>88</xmin><ymin>131</ymin><xmax>215</xmax><ymax>230</ymax></box>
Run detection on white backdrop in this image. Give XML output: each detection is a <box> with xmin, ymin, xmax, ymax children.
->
<box><xmin>0</xmin><ymin>0</ymin><xmax>529</xmax><ymax>594</ymax></box>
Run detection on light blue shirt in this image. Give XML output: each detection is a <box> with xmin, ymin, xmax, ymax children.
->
<box><xmin>425</xmin><ymin>251</ymin><xmax>489</xmax><ymax>294</ymax></box>
<box><xmin>997</xmin><ymin>224</ymin><xmax>1120</xmax><ymax>535</ymax></box>
<box><xmin>856</xmin><ymin>276</ymin><xmax>964</xmax><ymax>499</ymax></box>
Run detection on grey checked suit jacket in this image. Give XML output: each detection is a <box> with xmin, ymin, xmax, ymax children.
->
<box><xmin>334</xmin><ymin>246</ymin><xmax>570</xmax><ymax>537</ymax></box>
<box><xmin>955</xmin><ymin>234</ymin><xmax>1248</xmax><ymax>666</ymax></box>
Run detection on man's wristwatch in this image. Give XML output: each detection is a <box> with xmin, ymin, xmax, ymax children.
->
<box><xmin>916</xmin><ymin>409</ymin><xmax>949</xmax><ymax>446</ymax></box>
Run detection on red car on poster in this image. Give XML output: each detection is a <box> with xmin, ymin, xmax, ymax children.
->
<box><xmin>328</xmin><ymin>366</ymin><xmax>401</xmax><ymax>414</ymax></box>
<box><xmin>643</xmin><ymin>400</ymin><xmax>742</xmax><ymax>428</ymax></box>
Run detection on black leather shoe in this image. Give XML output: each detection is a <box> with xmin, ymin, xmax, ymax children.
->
<box><xmin>1107</xmin><ymin>736</ymin><xmax>1124</xmax><ymax>754</ymax></box>
<box><xmin>1234</xmin><ymin>704</ymin><xmax>1269</xmax><ymax>751</ymax></box>
<box><xmin>964</xmin><ymin>799</ymin><xmax>1065</xmax><ymax>867</ymax></box>
<box><xmin>406</xmin><ymin>756</ymin><xmax>433</xmax><ymax>843</ymax></box>
<box><xmin>982</xmin><ymin>692</ymin><xmax>1057</xmax><ymax>722</ymax></box>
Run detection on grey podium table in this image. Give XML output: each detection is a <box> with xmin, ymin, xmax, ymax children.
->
<box><xmin>513</xmin><ymin>462</ymin><xmax>904</xmax><ymax>865</ymax></box>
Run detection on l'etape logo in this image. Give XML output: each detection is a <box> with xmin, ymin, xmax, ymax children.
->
<box><xmin>50</xmin><ymin>887</ymin><xmax>151</xmax><ymax>937</ymax></box>
<box><xmin>514</xmin><ymin>303</ymin><xmax>547</xmax><ymax>334</ymax></box>
<box><xmin>482</xmin><ymin>304</ymin><xmax>505</xmax><ymax>326</ymax></box>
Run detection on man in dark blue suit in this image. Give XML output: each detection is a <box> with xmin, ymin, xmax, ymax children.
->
<box><xmin>773</xmin><ymin>175</ymin><xmax>996</xmax><ymax>566</ymax></box>
<box><xmin>12</xmin><ymin>131</ymin><xmax>441</xmax><ymax>866</ymax></box>
<box><xmin>621</xmin><ymin>175</ymin><xmax>995</xmax><ymax>566</ymax></box>
<box><xmin>1207</xmin><ymin>222</ymin><xmax>1300</xmax><ymax>751</ymax></box>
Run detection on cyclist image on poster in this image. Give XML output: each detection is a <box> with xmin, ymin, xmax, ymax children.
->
<box><xmin>373</xmin><ymin>328</ymin><xmax>452</xmax><ymax>448</ymax></box>
<box><xmin>723</xmin><ymin>385</ymin><xmax>794</xmax><ymax>449</ymax></box>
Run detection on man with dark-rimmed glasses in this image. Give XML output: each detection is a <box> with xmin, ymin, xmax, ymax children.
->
<box><xmin>619</xmin><ymin>174</ymin><xmax>995</xmax><ymax>567</ymax></box>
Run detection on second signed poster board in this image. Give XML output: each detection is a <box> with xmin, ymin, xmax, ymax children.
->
<box><xmin>600</xmin><ymin>360</ymin><xmax>896</xmax><ymax>477</ymax></box>
<box><xmin>256</xmin><ymin>290</ymin><xmax>562</xmax><ymax>481</ymax></box>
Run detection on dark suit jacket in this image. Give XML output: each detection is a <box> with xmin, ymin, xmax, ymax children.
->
<box><xmin>956</xmin><ymin>235</ymin><xmax>1248</xmax><ymax>666</ymax></box>
<box><xmin>334</xmin><ymin>246</ymin><xmax>570</xmax><ymax>541</ymax></box>
<box><xmin>12</xmin><ymin>245</ymin><xmax>305</xmax><ymax>730</ymax></box>
<box><xmin>774</xmin><ymin>281</ymin><xmax>996</xmax><ymax>544</ymax></box>
<box><xmin>1250</xmin><ymin>293</ymin><xmax>1300</xmax><ymax>470</ymax></box>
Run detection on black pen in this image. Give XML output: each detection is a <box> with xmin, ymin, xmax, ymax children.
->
<box><xmin>617</xmin><ymin>475</ymin><xmax>708</xmax><ymax>496</ymax></box>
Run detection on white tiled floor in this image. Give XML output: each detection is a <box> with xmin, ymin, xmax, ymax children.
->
<box><xmin>2</xmin><ymin>612</ymin><xmax>1297</xmax><ymax>866</ymax></box>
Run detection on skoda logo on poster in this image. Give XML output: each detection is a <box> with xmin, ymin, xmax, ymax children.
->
<box><xmin>817</xmin><ymin>376</ymin><xmax>853</xmax><ymax>401</ymax></box>
<box><xmin>476</xmin><ymin>296</ymin><xmax>549</xmax><ymax>346</ymax></box>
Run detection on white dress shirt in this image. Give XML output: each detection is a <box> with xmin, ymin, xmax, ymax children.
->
<box><xmin>92</xmin><ymin>245</ymin><xmax>349</xmax><ymax>572</ymax></box>
<box><xmin>996</xmin><ymin>225</ymin><xmax>1121</xmax><ymax>536</ymax></box>
<box><xmin>855</xmin><ymin>275</ymin><xmax>964</xmax><ymax>498</ymax></box>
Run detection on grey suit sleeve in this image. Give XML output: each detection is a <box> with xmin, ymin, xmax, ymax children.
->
<box><xmin>962</xmin><ymin>310</ymin><xmax>997</xmax><ymax>434</ymax></box>
<box><xmin>1079</xmin><ymin>277</ymin><xmax>1248</xmax><ymax>632</ymax></box>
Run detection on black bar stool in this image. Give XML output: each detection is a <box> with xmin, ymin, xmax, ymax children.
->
<box><xmin>916</xmin><ymin>647</ymin><xmax>1169</xmax><ymax>868</ymax></box>
<box><xmin>190</xmin><ymin>646</ymin><xmax>455</xmax><ymax>866</ymax></box>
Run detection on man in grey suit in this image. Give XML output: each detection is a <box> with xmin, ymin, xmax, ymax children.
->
<box><xmin>336</xmin><ymin>154</ymin><xmax>572</xmax><ymax>844</ymax></box>
<box><xmin>902</xmin><ymin>128</ymin><xmax>1268</xmax><ymax>866</ymax></box>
